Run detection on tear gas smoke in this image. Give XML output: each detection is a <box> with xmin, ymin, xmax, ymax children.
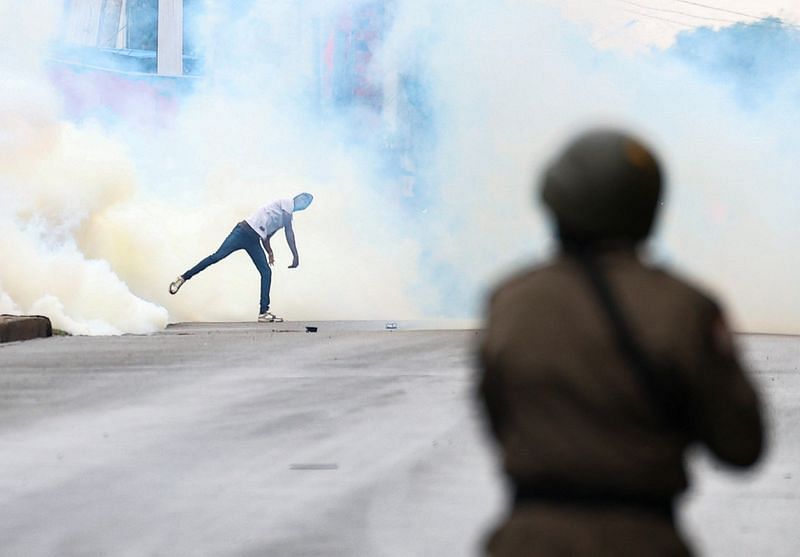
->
<box><xmin>383</xmin><ymin>2</ymin><xmax>800</xmax><ymax>334</ymax></box>
<box><xmin>1</xmin><ymin>1</ymin><xmax>798</xmax><ymax>334</ymax></box>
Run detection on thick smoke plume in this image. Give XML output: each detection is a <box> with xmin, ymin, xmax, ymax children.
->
<box><xmin>1</xmin><ymin>1</ymin><xmax>798</xmax><ymax>334</ymax></box>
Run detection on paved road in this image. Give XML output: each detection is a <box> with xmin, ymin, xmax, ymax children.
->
<box><xmin>0</xmin><ymin>323</ymin><xmax>797</xmax><ymax>556</ymax></box>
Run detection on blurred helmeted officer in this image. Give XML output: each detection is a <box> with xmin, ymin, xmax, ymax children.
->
<box><xmin>478</xmin><ymin>130</ymin><xmax>764</xmax><ymax>556</ymax></box>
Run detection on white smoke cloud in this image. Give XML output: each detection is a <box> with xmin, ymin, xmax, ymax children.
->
<box><xmin>1</xmin><ymin>1</ymin><xmax>429</xmax><ymax>333</ymax></box>
<box><xmin>0</xmin><ymin>52</ymin><xmax>169</xmax><ymax>334</ymax></box>
<box><xmin>1</xmin><ymin>1</ymin><xmax>797</xmax><ymax>334</ymax></box>
<box><xmin>376</xmin><ymin>1</ymin><xmax>800</xmax><ymax>334</ymax></box>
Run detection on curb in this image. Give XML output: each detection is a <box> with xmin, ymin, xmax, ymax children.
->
<box><xmin>0</xmin><ymin>315</ymin><xmax>53</xmax><ymax>343</ymax></box>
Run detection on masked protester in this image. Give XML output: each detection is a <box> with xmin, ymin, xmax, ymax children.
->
<box><xmin>478</xmin><ymin>130</ymin><xmax>764</xmax><ymax>556</ymax></box>
<box><xmin>169</xmin><ymin>193</ymin><xmax>313</xmax><ymax>323</ymax></box>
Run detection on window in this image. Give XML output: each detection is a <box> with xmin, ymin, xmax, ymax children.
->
<box><xmin>126</xmin><ymin>0</ymin><xmax>158</xmax><ymax>51</ymax></box>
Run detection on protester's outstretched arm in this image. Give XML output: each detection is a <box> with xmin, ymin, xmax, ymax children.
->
<box><xmin>285</xmin><ymin>218</ymin><xmax>299</xmax><ymax>268</ymax></box>
<box><xmin>261</xmin><ymin>236</ymin><xmax>275</xmax><ymax>266</ymax></box>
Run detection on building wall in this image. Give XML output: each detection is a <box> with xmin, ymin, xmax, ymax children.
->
<box><xmin>157</xmin><ymin>0</ymin><xmax>183</xmax><ymax>75</ymax></box>
<box><xmin>97</xmin><ymin>0</ymin><xmax>124</xmax><ymax>47</ymax></box>
<box><xmin>62</xmin><ymin>0</ymin><xmax>104</xmax><ymax>46</ymax></box>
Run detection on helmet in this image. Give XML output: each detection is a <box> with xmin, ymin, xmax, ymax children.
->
<box><xmin>540</xmin><ymin>129</ymin><xmax>663</xmax><ymax>243</ymax></box>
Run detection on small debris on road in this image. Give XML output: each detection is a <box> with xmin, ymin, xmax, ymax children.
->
<box><xmin>289</xmin><ymin>463</ymin><xmax>339</xmax><ymax>471</ymax></box>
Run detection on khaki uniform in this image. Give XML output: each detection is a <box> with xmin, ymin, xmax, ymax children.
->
<box><xmin>479</xmin><ymin>249</ymin><xmax>763</xmax><ymax>556</ymax></box>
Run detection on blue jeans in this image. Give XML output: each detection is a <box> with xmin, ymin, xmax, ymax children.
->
<box><xmin>183</xmin><ymin>222</ymin><xmax>271</xmax><ymax>313</ymax></box>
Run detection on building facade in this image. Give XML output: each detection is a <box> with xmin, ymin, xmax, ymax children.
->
<box><xmin>53</xmin><ymin>1</ymin><xmax>431</xmax><ymax>201</ymax></box>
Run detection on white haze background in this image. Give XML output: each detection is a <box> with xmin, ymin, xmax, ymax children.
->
<box><xmin>1</xmin><ymin>1</ymin><xmax>798</xmax><ymax>334</ymax></box>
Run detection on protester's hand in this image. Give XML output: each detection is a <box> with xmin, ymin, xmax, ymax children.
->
<box><xmin>268</xmin><ymin>254</ymin><xmax>275</xmax><ymax>267</ymax></box>
<box><xmin>288</xmin><ymin>258</ymin><xmax>299</xmax><ymax>269</ymax></box>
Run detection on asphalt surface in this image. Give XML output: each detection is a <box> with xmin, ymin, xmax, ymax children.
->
<box><xmin>0</xmin><ymin>322</ymin><xmax>797</xmax><ymax>556</ymax></box>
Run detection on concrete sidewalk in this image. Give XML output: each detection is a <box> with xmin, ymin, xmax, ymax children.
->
<box><xmin>0</xmin><ymin>323</ymin><xmax>796</xmax><ymax>556</ymax></box>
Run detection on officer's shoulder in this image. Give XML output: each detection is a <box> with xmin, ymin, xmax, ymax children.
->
<box><xmin>644</xmin><ymin>263</ymin><xmax>722</xmax><ymax>315</ymax></box>
<box><xmin>488</xmin><ymin>261</ymin><xmax>562</xmax><ymax>306</ymax></box>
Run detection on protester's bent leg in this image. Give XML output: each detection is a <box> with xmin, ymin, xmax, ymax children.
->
<box><xmin>244</xmin><ymin>241</ymin><xmax>271</xmax><ymax>314</ymax></box>
<box><xmin>182</xmin><ymin>226</ymin><xmax>244</xmax><ymax>280</ymax></box>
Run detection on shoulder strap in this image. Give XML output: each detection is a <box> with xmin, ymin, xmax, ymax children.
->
<box><xmin>573</xmin><ymin>249</ymin><xmax>686</xmax><ymax>428</ymax></box>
